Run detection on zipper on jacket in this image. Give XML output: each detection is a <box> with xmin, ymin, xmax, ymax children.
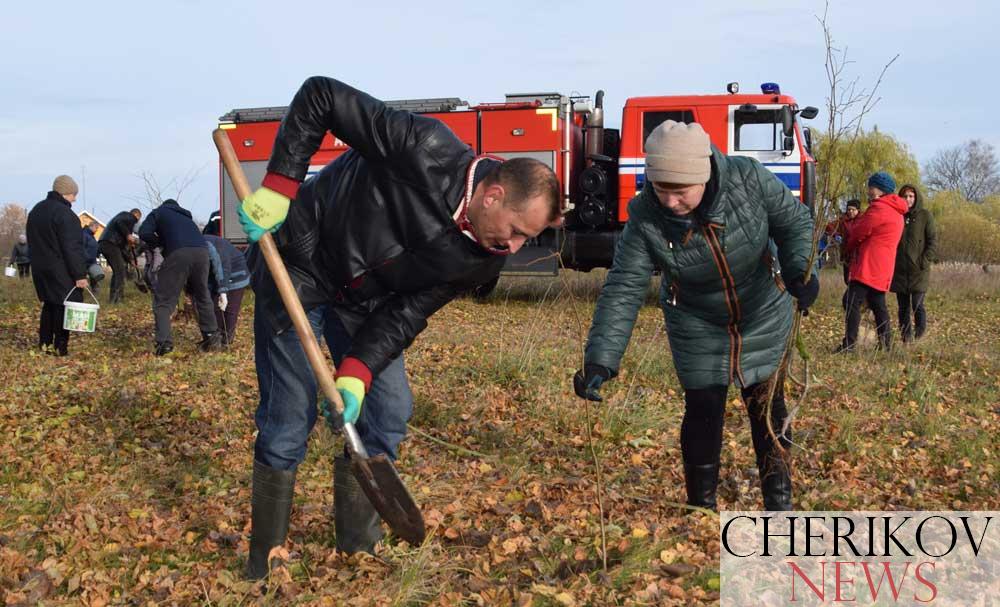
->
<box><xmin>702</xmin><ymin>225</ymin><xmax>746</xmax><ymax>386</ymax></box>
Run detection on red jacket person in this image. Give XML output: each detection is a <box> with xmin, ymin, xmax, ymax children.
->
<box><xmin>837</xmin><ymin>171</ymin><xmax>907</xmax><ymax>352</ymax></box>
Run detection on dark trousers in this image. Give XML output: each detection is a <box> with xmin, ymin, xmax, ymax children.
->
<box><xmin>896</xmin><ymin>291</ymin><xmax>927</xmax><ymax>341</ymax></box>
<box><xmin>844</xmin><ymin>281</ymin><xmax>892</xmax><ymax>349</ymax></box>
<box><xmin>213</xmin><ymin>287</ymin><xmax>245</xmax><ymax>344</ymax></box>
<box><xmin>681</xmin><ymin>378</ymin><xmax>790</xmax><ymax>473</ymax></box>
<box><xmin>38</xmin><ymin>295</ymin><xmax>79</xmax><ymax>355</ymax></box>
<box><xmin>17</xmin><ymin>263</ymin><xmax>30</xmax><ymax>278</ymax></box>
<box><xmin>99</xmin><ymin>242</ymin><xmax>127</xmax><ymax>303</ymax></box>
<box><xmin>153</xmin><ymin>247</ymin><xmax>218</xmax><ymax>344</ymax></box>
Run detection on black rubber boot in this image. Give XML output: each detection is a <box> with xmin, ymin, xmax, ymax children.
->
<box><xmin>683</xmin><ymin>463</ymin><xmax>720</xmax><ymax>511</ymax></box>
<box><xmin>199</xmin><ymin>331</ymin><xmax>224</xmax><ymax>352</ymax></box>
<box><xmin>334</xmin><ymin>456</ymin><xmax>383</xmax><ymax>554</ymax></box>
<box><xmin>244</xmin><ymin>460</ymin><xmax>296</xmax><ymax>580</ymax></box>
<box><xmin>759</xmin><ymin>455</ymin><xmax>792</xmax><ymax>511</ymax></box>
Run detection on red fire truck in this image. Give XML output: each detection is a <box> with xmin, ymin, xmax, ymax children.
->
<box><xmin>217</xmin><ymin>82</ymin><xmax>817</xmax><ymax>276</ymax></box>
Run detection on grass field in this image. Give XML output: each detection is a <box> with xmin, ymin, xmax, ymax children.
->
<box><xmin>1</xmin><ymin>264</ymin><xmax>997</xmax><ymax>605</ymax></box>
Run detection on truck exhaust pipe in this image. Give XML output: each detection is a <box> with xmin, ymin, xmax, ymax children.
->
<box><xmin>585</xmin><ymin>90</ymin><xmax>605</xmax><ymax>165</ymax></box>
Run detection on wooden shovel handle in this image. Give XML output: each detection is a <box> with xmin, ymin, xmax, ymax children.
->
<box><xmin>212</xmin><ymin>129</ymin><xmax>344</xmax><ymax>415</ymax></box>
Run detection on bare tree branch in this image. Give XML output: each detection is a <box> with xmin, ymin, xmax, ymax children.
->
<box><xmin>123</xmin><ymin>165</ymin><xmax>207</xmax><ymax>211</ymax></box>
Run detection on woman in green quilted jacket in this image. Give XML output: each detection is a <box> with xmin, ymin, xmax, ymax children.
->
<box><xmin>573</xmin><ymin>121</ymin><xmax>818</xmax><ymax>511</ymax></box>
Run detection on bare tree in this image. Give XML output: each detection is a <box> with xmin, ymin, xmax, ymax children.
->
<box><xmin>924</xmin><ymin>140</ymin><xmax>1000</xmax><ymax>202</ymax></box>
<box><xmin>125</xmin><ymin>167</ymin><xmax>204</xmax><ymax>211</ymax></box>
<box><xmin>763</xmin><ymin>1</ymin><xmax>898</xmax><ymax>453</ymax></box>
<box><xmin>814</xmin><ymin>2</ymin><xmax>899</xmax><ymax>209</ymax></box>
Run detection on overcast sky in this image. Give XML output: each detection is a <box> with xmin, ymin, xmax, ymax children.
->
<box><xmin>2</xmin><ymin>0</ymin><xmax>995</xmax><ymax>222</ymax></box>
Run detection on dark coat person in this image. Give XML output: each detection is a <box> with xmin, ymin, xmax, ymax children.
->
<box><xmin>890</xmin><ymin>185</ymin><xmax>938</xmax><ymax>341</ymax></box>
<box><xmin>204</xmin><ymin>234</ymin><xmax>249</xmax><ymax>345</ymax></box>
<box><xmin>82</xmin><ymin>223</ymin><xmax>104</xmax><ymax>291</ymax></box>
<box><xmin>576</xmin><ymin>121</ymin><xmax>816</xmax><ymax>514</ymax></box>
<box><xmin>9</xmin><ymin>236</ymin><xmax>30</xmax><ymax>278</ymax></box>
<box><xmin>82</xmin><ymin>225</ymin><xmax>99</xmax><ymax>265</ymax></box>
<box><xmin>202</xmin><ymin>210</ymin><xmax>222</xmax><ymax>236</ymax></box>
<box><xmin>98</xmin><ymin>209</ymin><xmax>142</xmax><ymax>303</ymax></box>
<box><xmin>138</xmin><ymin>199</ymin><xmax>221</xmax><ymax>355</ymax></box>
<box><xmin>25</xmin><ymin>176</ymin><xmax>89</xmax><ymax>355</ymax></box>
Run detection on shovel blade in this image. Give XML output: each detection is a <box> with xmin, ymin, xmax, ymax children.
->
<box><xmin>351</xmin><ymin>454</ymin><xmax>425</xmax><ymax>546</ymax></box>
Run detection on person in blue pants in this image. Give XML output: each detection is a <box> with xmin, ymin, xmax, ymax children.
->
<box><xmin>238</xmin><ymin>76</ymin><xmax>562</xmax><ymax>578</ymax></box>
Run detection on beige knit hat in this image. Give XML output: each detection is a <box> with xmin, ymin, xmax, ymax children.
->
<box><xmin>644</xmin><ymin>121</ymin><xmax>711</xmax><ymax>185</ymax></box>
<box><xmin>52</xmin><ymin>175</ymin><xmax>79</xmax><ymax>196</ymax></box>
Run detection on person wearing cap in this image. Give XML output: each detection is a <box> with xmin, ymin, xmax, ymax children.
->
<box><xmin>890</xmin><ymin>185</ymin><xmax>937</xmax><ymax>342</ymax></box>
<box><xmin>573</xmin><ymin>120</ymin><xmax>817</xmax><ymax>512</ymax></box>
<box><xmin>233</xmin><ymin>76</ymin><xmax>562</xmax><ymax>577</ymax></box>
<box><xmin>9</xmin><ymin>234</ymin><xmax>30</xmax><ymax>278</ymax></box>
<box><xmin>25</xmin><ymin>176</ymin><xmax>89</xmax><ymax>356</ymax></box>
<box><xmin>202</xmin><ymin>210</ymin><xmax>222</xmax><ymax>237</ymax></box>
<box><xmin>98</xmin><ymin>208</ymin><xmax>142</xmax><ymax>303</ymax></box>
<box><xmin>837</xmin><ymin>172</ymin><xmax>909</xmax><ymax>352</ymax></box>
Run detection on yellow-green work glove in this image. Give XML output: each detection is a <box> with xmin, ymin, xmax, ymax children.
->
<box><xmin>321</xmin><ymin>376</ymin><xmax>366</xmax><ymax>428</ymax></box>
<box><xmin>238</xmin><ymin>186</ymin><xmax>290</xmax><ymax>242</ymax></box>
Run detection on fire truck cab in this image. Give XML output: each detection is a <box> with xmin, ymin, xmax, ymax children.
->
<box><xmin>217</xmin><ymin>82</ymin><xmax>816</xmax><ymax>276</ymax></box>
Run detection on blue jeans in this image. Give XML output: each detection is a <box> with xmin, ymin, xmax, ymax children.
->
<box><xmin>253</xmin><ymin>302</ymin><xmax>414</xmax><ymax>471</ymax></box>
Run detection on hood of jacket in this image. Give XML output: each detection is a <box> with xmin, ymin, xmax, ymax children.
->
<box><xmin>872</xmin><ymin>193</ymin><xmax>909</xmax><ymax>217</ymax></box>
<box><xmin>159</xmin><ymin>200</ymin><xmax>193</xmax><ymax>220</ymax></box>
<box><xmin>899</xmin><ymin>184</ymin><xmax>923</xmax><ymax>215</ymax></box>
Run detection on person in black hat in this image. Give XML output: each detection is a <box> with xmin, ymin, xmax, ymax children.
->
<box><xmin>203</xmin><ymin>210</ymin><xmax>222</xmax><ymax>236</ymax></box>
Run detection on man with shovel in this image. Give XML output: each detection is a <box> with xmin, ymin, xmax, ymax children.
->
<box><xmin>98</xmin><ymin>208</ymin><xmax>142</xmax><ymax>303</ymax></box>
<box><xmin>238</xmin><ymin>76</ymin><xmax>561</xmax><ymax>578</ymax></box>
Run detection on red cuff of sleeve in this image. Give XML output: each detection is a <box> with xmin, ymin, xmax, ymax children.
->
<box><xmin>262</xmin><ymin>172</ymin><xmax>301</xmax><ymax>200</ymax></box>
<box><xmin>337</xmin><ymin>357</ymin><xmax>372</xmax><ymax>391</ymax></box>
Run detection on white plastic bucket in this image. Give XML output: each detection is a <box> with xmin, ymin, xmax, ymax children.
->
<box><xmin>4</xmin><ymin>266</ymin><xmax>15</xmax><ymax>278</ymax></box>
<box><xmin>63</xmin><ymin>287</ymin><xmax>100</xmax><ymax>332</ymax></box>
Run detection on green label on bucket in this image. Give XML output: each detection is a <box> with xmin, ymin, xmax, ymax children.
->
<box><xmin>63</xmin><ymin>305</ymin><xmax>97</xmax><ymax>332</ymax></box>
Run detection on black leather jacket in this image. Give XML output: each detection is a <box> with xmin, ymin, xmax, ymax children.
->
<box><xmin>250</xmin><ymin>76</ymin><xmax>504</xmax><ymax>375</ymax></box>
<box><xmin>99</xmin><ymin>211</ymin><xmax>138</xmax><ymax>248</ymax></box>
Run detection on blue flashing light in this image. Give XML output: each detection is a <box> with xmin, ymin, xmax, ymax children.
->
<box><xmin>761</xmin><ymin>82</ymin><xmax>781</xmax><ymax>95</ymax></box>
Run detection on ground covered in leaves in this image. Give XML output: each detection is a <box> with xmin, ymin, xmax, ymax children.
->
<box><xmin>1</xmin><ymin>264</ymin><xmax>997</xmax><ymax>606</ymax></box>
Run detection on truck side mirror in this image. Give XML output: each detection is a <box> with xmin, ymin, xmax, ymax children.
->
<box><xmin>783</xmin><ymin>135</ymin><xmax>795</xmax><ymax>154</ymax></box>
<box><xmin>780</xmin><ymin>106</ymin><xmax>794</xmax><ymax>137</ymax></box>
<box><xmin>802</xmin><ymin>126</ymin><xmax>813</xmax><ymax>153</ymax></box>
<box><xmin>798</xmin><ymin>106</ymin><xmax>819</xmax><ymax>120</ymax></box>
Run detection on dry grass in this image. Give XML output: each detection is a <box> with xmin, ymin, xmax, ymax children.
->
<box><xmin>0</xmin><ymin>263</ymin><xmax>997</xmax><ymax>605</ymax></box>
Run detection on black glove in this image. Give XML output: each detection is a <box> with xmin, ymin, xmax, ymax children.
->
<box><xmin>786</xmin><ymin>275</ymin><xmax>819</xmax><ymax>314</ymax></box>
<box><xmin>573</xmin><ymin>364</ymin><xmax>613</xmax><ymax>402</ymax></box>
